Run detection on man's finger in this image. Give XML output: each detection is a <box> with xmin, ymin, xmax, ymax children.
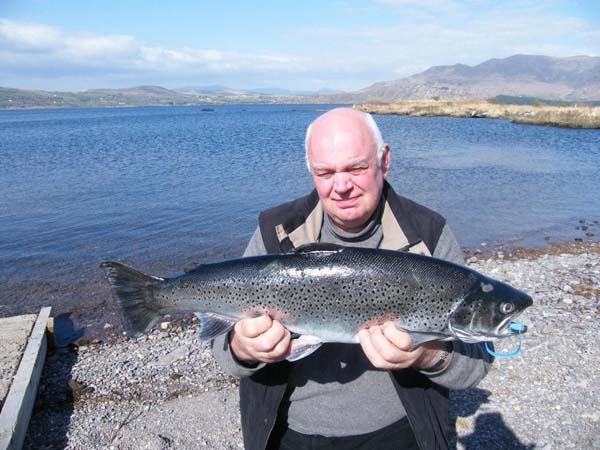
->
<box><xmin>368</xmin><ymin>325</ymin><xmax>405</xmax><ymax>363</ymax></box>
<box><xmin>267</xmin><ymin>329</ymin><xmax>292</xmax><ymax>360</ymax></box>
<box><xmin>380</xmin><ymin>321</ymin><xmax>412</xmax><ymax>351</ymax></box>
<box><xmin>252</xmin><ymin>320</ymin><xmax>288</xmax><ymax>353</ymax></box>
<box><xmin>237</xmin><ymin>314</ymin><xmax>272</xmax><ymax>338</ymax></box>
<box><xmin>358</xmin><ymin>328</ymin><xmax>387</xmax><ymax>368</ymax></box>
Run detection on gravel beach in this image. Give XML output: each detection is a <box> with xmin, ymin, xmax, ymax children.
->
<box><xmin>24</xmin><ymin>240</ymin><xmax>600</xmax><ymax>450</ymax></box>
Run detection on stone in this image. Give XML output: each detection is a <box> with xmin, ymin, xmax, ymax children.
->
<box><xmin>153</xmin><ymin>346</ymin><xmax>190</xmax><ymax>367</ymax></box>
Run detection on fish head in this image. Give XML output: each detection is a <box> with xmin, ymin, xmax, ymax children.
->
<box><xmin>448</xmin><ymin>277</ymin><xmax>533</xmax><ymax>342</ymax></box>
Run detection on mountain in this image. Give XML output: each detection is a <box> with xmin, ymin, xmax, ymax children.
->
<box><xmin>0</xmin><ymin>83</ymin><xmax>342</xmax><ymax>109</ymax></box>
<box><xmin>0</xmin><ymin>85</ymin><xmax>202</xmax><ymax>109</ymax></box>
<box><xmin>3</xmin><ymin>54</ymin><xmax>599</xmax><ymax>109</ymax></box>
<box><xmin>178</xmin><ymin>84</ymin><xmax>232</xmax><ymax>93</ymax></box>
<box><xmin>0</xmin><ymin>85</ymin><xmax>314</xmax><ymax>109</ymax></box>
<box><xmin>318</xmin><ymin>55</ymin><xmax>600</xmax><ymax>102</ymax></box>
<box><xmin>178</xmin><ymin>85</ymin><xmax>343</xmax><ymax>96</ymax></box>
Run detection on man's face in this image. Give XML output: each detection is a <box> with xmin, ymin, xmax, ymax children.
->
<box><xmin>307</xmin><ymin>112</ymin><xmax>390</xmax><ymax>232</ymax></box>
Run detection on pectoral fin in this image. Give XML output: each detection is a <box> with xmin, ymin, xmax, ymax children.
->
<box><xmin>408</xmin><ymin>332</ymin><xmax>451</xmax><ymax>350</ymax></box>
<box><xmin>287</xmin><ymin>335</ymin><xmax>323</xmax><ymax>362</ymax></box>
<box><xmin>195</xmin><ymin>313</ymin><xmax>236</xmax><ymax>341</ymax></box>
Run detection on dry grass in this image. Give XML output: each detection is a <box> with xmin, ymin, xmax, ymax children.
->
<box><xmin>355</xmin><ymin>99</ymin><xmax>600</xmax><ymax>129</ymax></box>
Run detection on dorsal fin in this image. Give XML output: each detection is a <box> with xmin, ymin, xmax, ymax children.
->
<box><xmin>183</xmin><ymin>263</ymin><xmax>201</xmax><ymax>273</ymax></box>
<box><xmin>293</xmin><ymin>243</ymin><xmax>345</xmax><ymax>254</ymax></box>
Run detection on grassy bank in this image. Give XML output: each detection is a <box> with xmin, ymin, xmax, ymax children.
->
<box><xmin>356</xmin><ymin>99</ymin><xmax>600</xmax><ymax>129</ymax></box>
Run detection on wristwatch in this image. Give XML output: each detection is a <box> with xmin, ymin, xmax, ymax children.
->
<box><xmin>422</xmin><ymin>342</ymin><xmax>452</xmax><ymax>373</ymax></box>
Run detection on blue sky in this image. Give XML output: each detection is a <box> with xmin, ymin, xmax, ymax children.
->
<box><xmin>1</xmin><ymin>0</ymin><xmax>599</xmax><ymax>91</ymax></box>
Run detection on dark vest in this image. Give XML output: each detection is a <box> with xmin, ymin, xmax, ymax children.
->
<box><xmin>240</xmin><ymin>183</ymin><xmax>451</xmax><ymax>450</ymax></box>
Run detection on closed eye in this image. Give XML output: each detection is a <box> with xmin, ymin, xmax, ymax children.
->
<box><xmin>349</xmin><ymin>166</ymin><xmax>367</xmax><ymax>175</ymax></box>
<box><xmin>315</xmin><ymin>170</ymin><xmax>334</xmax><ymax>179</ymax></box>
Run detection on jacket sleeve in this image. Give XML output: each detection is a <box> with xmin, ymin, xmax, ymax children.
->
<box><xmin>423</xmin><ymin>224</ymin><xmax>494</xmax><ymax>389</ymax></box>
<box><xmin>211</xmin><ymin>227</ymin><xmax>267</xmax><ymax>378</ymax></box>
<box><xmin>432</xmin><ymin>224</ymin><xmax>465</xmax><ymax>266</ymax></box>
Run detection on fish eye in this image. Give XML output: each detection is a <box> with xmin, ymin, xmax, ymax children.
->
<box><xmin>500</xmin><ymin>302</ymin><xmax>515</xmax><ymax>314</ymax></box>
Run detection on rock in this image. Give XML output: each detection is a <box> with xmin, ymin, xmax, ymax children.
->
<box><xmin>160</xmin><ymin>321</ymin><xmax>170</xmax><ymax>331</ymax></box>
<box><xmin>470</xmin><ymin>111</ymin><xmax>488</xmax><ymax>118</ymax></box>
<box><xmin>68</xmin><ymin>379</ymin><xmax>94</xmax><ymax>399</ymax></box>
<box><xmin>581</xmin><ymin>412</ymin><xmax>600</xmax><ymax>422</ymax></box>
<box><xmin>153</xmin><ymin>345</ymin><xmax>190</xmax><ymax>367</ymax></box>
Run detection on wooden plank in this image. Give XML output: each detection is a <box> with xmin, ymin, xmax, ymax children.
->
<box><xmin>0</xmin><ymin>307</ymin><xmax>51</xmax><ymax>450</ymax></box>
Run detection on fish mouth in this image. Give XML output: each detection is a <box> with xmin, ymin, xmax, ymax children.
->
<box><xmin>492</xmin><ymin>314</ymin><xmax>528</xmax><ymax>339</ymax></box>
<box><xmin>448</xmin><ymin>313</ymin><xmax>528</xmax><ymax>343</ymax></box>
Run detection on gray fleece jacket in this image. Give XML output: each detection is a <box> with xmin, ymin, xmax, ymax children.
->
<box><xmin>212</xmin><ymin>216</ymin><xmax>492</xmax><ymax>437</ymax></box>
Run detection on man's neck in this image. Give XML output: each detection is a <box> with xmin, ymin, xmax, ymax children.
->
<box><xmin>324</xmin><ymin>200</ymin><xmax>384</xmax><ymax>241</ymax></box>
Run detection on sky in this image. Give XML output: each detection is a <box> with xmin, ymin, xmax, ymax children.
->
<box><xmin>1</xmin><ymin>0</ymin><xmax>599</xmax><ymax>92</ymax></box>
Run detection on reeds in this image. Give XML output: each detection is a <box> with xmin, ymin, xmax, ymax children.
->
<box><xmin>356</xmin><ymin>100</ymin><xmax>600</xmax><ymax>129</ymax></box>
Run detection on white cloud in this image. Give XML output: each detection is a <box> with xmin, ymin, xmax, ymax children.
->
<box><xmin>0</xmin><ymin>19</ymin><xmax>61</xmax><ymax>51</ymax></box>
<box><xmin>136</xmin><ymin>46</ymin><xmax>301</xmax><ymax>72</ymax></box>
<box><xmin>0</xmin><ymin>18</ymin><xmax>305</xmax><ymax>89</ymax></box>
<box><xmin>0</xmin><ymin>4</ymin><xmax>598</xmax><ymax>92</ymax></box>
<box><xmin>0</xmin><ymin>18</ymin><xmax>136</xmax><ymax>57</ymax></box>
<box><xmin>291</xmin><ymin>3</ymin><xmax>600</xmax><ymax>85</ymax></box>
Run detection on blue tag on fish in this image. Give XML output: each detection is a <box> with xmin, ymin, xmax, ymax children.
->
<box><xmin>485</xmin><ymin>322</ymin><xmax>526</xmax><ymax>358</ymax></box>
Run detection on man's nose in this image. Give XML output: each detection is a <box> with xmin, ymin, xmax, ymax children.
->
<box><xmin>332</xmin><ymin>172</ymin><xmax>352</xmax><ymax>193</ymax></box>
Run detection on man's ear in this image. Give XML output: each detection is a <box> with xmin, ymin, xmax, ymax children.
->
<box><xmin>381</xmin><ymin>144</ymin><xmax>391</xmax><ymax>179</ymax></box>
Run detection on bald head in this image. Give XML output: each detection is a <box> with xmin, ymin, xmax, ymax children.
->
<box><xmin>303</xmin><ymin>107</ymin><xmax>391</xmax><ymax>232</ymax></box>
<box><xmin>305</xmin><ymin>108</ymin><xmax>384</xmax><ymax>171</ymax></box>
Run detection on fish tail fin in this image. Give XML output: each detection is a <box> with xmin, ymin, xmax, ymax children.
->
<box><xmin>100</xmin><ymin>261</ymin><xmax>165</xmax><ymax>337</ymax></box>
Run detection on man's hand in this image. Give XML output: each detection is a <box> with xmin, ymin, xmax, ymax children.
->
<box><xmin>229</xmin><ymin>315</ymin><xmax>291</xmax><ymax>364</ymax></box>
<box><xmin>358</xmin><ymin>321</ymin><xmax>451</xmax><ymax>371</ymax></box>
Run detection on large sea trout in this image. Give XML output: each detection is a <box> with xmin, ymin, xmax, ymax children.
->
<box><xmin>101</xmin><ymin>243</ymin><xmax>532</xmax><ymax>360</ymax></box>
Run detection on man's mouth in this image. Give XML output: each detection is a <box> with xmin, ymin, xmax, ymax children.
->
<box><xmin>334</xmin><ymin>196</ymin><xmax>360</xmax><ymax>207</ymax></box>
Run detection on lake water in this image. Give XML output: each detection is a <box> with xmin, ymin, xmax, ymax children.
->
<box><xmin>1</xmin><ymin>105</ymin><xmax>599</xmax><ymax>341</ymax></box>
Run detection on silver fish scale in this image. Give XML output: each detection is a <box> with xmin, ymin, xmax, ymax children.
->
<box><xmin>152</xmin><ymin>247</ymin><xmax>478</xmax><ymax>339</ymax></box>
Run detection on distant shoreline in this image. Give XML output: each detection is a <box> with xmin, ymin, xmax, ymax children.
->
<box><xmin>0</xmin><ymin>101</ymin><xmax>348</xmax><ymax>111</ymax></box>
<box><xmin>6</xmin><ymin>99</ymin><xmax>598</xmax><ymax>130</ymax></box>
<box><xmin>0</xmin><ymin>100</ymin><xmax>333</xmax><ymax>111</ymax></box>
<box><xmin>356</xmin><ymin>99</ymin><xmax>600</xmax><ymax>129</ymax></box>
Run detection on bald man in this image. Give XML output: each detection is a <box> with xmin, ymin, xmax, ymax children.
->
<box><xmin>213</xmin><ymin>108</ymin><xmax>491</xmax><ymax>450</ymax></box>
